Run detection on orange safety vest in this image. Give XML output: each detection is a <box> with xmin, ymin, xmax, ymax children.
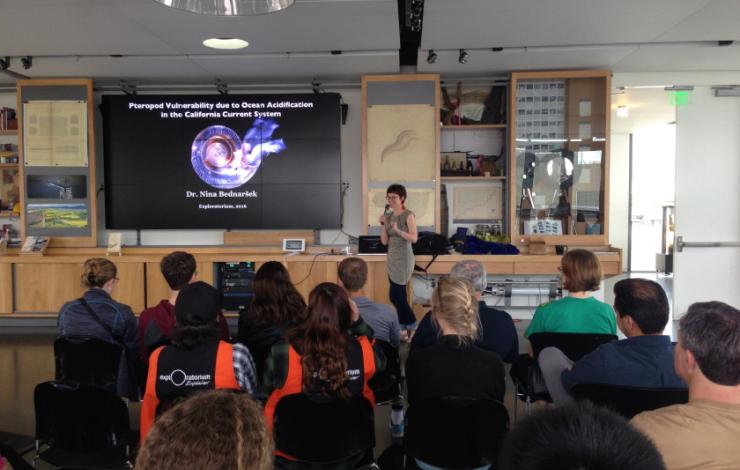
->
<box><xmin>263</xmin><ymin>336</ymin><xmax>377</xmax><ymax>460</ymax></box>
<box><xmin>139</xmin><ymin>340</ymin><xmax>240</xmax><ymax>441</ymax></box>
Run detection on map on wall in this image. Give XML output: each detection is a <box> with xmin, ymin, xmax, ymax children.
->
<box><xmin>368</xmin><ymin>188</ymin><xmax>435</xmax><ymax>227</ymax></box>
<box><xmin>452</xmin><ymin>185</ymin><xmax>502</xmax><ymax>222</ymax></box>
<box><xmin>367</xmin><ymin>104</ymin><xmax>435</xmax><ymax>182</ymax></box>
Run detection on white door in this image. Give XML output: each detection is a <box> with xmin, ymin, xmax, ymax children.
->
<box><xmin>673</xmin><ymin>86</ymin><xmax>740</xmax><ymax>317</ymax></box>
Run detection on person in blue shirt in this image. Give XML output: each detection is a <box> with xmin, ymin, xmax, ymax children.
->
<box><xmin>338</xmin><ymin>256</ymin><xmax>400</xmax><ymax>349</ymax></box>
<box><xmin>411</xmin><ymin>259</ymin><xmax>519</xmax><ymax>363</ymax></box>
<box><xmin>538</xmin><ymin>278</ymin><xmax>687</xmax><ymax>404</ymax></box>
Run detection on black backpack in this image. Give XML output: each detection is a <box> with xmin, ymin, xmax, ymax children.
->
<box><xmin>412</xmin><ymin>232</ymin><xmax>450</xmax><ymax>255</ymax></box>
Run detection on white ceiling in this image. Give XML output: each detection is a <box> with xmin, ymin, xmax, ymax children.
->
<box><xmin>1</xmin><ymin>0</ymin><xmax>739</xmax><ymax>85</ymax></box>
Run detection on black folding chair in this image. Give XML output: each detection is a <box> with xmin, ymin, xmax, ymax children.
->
<box><xmin>510</xmin><ymin>332</ymin><xmax>617</xmax><ymax>419</ymax></box>
<box><xmin>54</xmin><ymin>336</ymin><xmax>123</xmax><ymax>395</ymax></box>
<box><xmin>272</xmin><ymin>394</ymin><xmax>376</xmax><ymax>469</ymax></box>
<box><xmin>570</xmin><ymin>383</ymin><xmax>689</xmax><ymax>419</ymax></box>
<box><xmin>368</xmin><ymin>339</ymin><xmax>402</xmax><ymax>405</ymax></box>
<box><xmin>33</xmin><ymin>380</ymin><xmax>132</xmax><ymax>469</ymax></box>
<box><xmin>405</xmin><ymin>397</ymin><xmax>510</xmax><ymax>470</ymax></box>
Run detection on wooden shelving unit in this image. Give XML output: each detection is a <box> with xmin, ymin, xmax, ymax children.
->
<box><xmin>0</xmin><ymin>130</ymin><xmax>18</xmax><ymax>136</ymax></box>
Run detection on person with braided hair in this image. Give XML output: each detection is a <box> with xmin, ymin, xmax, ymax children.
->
<box><xmin>58</xmin><ymin>257</ymin><xmax>140</xmax><ymax>399</ymax></box>
<box><xmin>406</xmin><ymin>277</ymin><xmax>506</xmax><ymax>406</ymax></box>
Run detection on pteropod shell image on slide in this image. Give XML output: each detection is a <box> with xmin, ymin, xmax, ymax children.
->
<box><xmin>191</xmin><ymin>119</ymin><xmax>286</xmax><ymax>189</ymax></box>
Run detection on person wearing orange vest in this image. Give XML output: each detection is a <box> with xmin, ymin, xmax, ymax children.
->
<box><xmin>261</xmin><ymin>282</ymin><xmax>386</xmax><ymax>465</ymax></box>
<box><xmin>140</xmin><ymin>281</ymin><xmax>257</xmax><ymax>441</ymax></box>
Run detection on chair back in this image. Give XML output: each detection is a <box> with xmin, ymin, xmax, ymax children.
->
<box><xmin>570</xmin><ymin>383</ymin><xmax>689</xmax><ymax>419</ymax></box>
<box><xmin>34</xmin><ymin>381</ymin><xmax>130</xmax><ymax>467</ymax></box>
<box><xmin>54</xmin><ymin>336</ymin><xmax>123</xmax><ymax>394</ymax></box>
<box><xmin>273</xmin><ymin>394</ymin><xmax>374</xmax><ymax>464</ymax></box>
<box><xmin>405</xmin><ymin>397</ymin><xmax>509</xmax><ymax>469</ymax></box>
<box><xmin>367</xmin><ymin>339</ymin><xmax>401</xmax><ymax>403</ymax></box>
<box><xmin>529</xmin><ymin>332</ymin><xmax>617</xmax><ymax>361</ymax></box>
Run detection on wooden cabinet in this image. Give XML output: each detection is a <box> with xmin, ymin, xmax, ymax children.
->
<box><xmin>439</xmin><ymin>80</ymin><xmax>508</xmax><ymax>238</ymax></box>
<box><xmin>508</xmin><ymin>70</ymin><xmax>611</xmax><ymax>248</ymax></box>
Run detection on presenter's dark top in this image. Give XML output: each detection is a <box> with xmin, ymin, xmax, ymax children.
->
<box><xmin>411</xmin><ymin>301</ymin><xmax>519</xmax><ymax>363</ymax></box>
<box><xmin>405</xmin><ymin>335</ymin><xmax>505</xmax><ymax>405</ymax></box>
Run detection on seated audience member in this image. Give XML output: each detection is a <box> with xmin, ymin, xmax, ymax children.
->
<box><xmin>140</xmin><ymin>281</ymin><xmax>257</xmax><ymax>440</ymax></box>
<box><xmin>136</xmin><ymin>389</ymin><xmax>272</xmax><ymax>470</ymax></box>
<box><xmin>138</xmin><ymin>251</ymin><xmax>229</xmax><ymax>360</ymax></box>
<box><xmin>58</xmin><ymin>257</ymin><xmax>140</xmax><ymax>399</ymax></box>
<box><xmin>261</xmin><ymin>283</ymin><xmax>385</xmax><ymax>465</ymax></box>
<box><xmin>525</xmin><ymin>249</ymin><xmax>616</xmax><ymax>342</ymax></box>
<box><xmin>411</xmin><ymin>259</ymin><xmax>518</xmax><ymax>363</ymax></box>
<box><xmin>406</xmin><ymin>277</ymin><xmax>506</xmax><ymax>406</ymax></box>
<box><xmin>538</xmin><ymin>278</ymin><xmax>686</xmax><ymax>404</ymax></box>
<box><xmin>338</xmin><ymin>257</ymin><xmax>400</xmax><ymax>349</ymax></box>
<box><xmin>237</xmin><ymin>261</ymin><xmax>307</xmax><ymax>378</ymax></box>
<box><xmin>498</xmin><ymin>401</ymin><xmax>666</xmax><ymax>470</ymax></box>
<box><xmin>631</xmin><ymin>301</ymin><xmax>740</xmax><ymax>470</ymax></box>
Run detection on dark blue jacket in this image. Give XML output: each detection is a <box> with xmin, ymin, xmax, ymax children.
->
<box><xmin>410</xmin><ymin>300</ymin><xmax>519</xmax><ymax>363</ymax></box>
<box><xmin>561</xmin><ymin>335</ymin><xmax>687</xmax><ymax>390</ymax></box>
<box><xmin>58</xmin><ymin>288</ymin><xmax>140</xmax><ymax>398</ymax></box>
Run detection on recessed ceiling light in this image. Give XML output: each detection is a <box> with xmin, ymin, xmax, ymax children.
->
<box><xmin>203</xmin><ymin>38</ymin><xmax>249</xmax><ymax>50</ymax></box>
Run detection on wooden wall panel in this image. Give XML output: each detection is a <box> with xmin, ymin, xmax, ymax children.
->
<box><xmin>364</xmin><ymin>261</ymin><xmax>391</xmax><ymax>304</ymax></box>
<box><xmin>287</xmin><ymin>260</ymin><xmax>338</xmax><ymax>301</ymax></box>
<box><xmin>115</xmin><ymin>263</ymin><xmax>145</xmax><ymax>313</ymax></box>
<box><xmin>0</xmin><ymin>263</ymin><xmax>13</xmax><ymax>314</ymax></box>
<box><xmin>16</xmin><ymin>263</ymin><xmax>85</xmax><ymax>312</ymax></box>
<box><xmin>145</xmin><ymin>262</ymin><xmax>169</xmax><ymax>310</ymax></box>
<box><xmin>15</xmin><ymin>261</ymin><xmax>145</xmax><ymax>313</ymax></box>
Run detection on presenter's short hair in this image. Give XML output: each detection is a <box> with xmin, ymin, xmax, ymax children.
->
<box><xmin>386</xmin><ymin>184</ymin><xmax>407</xmax><ymax>201</ymax></box>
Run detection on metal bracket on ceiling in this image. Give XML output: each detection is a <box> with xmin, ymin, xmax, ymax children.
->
<box><xmin>216</xmin><ymin>79</ymin><xmax>228</xmax><ymax>96</ymax></box>
<box><xmin>120</xmin><ymin>80</ymin><xmax>137</xmax><ymax>96</ymax></box>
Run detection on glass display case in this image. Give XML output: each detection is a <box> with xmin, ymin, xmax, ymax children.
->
<box><xmin>509</xmin><ymin>70</ymin><xmax>610</xmax><ymax>245</ymax></box>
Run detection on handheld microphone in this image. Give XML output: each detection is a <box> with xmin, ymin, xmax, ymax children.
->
<box><xmin>384</xmin><ymin>203</ymin><xmax>391</xmax><ymax>215</ymax></box>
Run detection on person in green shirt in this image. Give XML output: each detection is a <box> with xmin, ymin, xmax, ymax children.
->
<box><xmin>525</xmin><ymin>249</ymin><xmax>616</xmax><ymax>340</ymax></box>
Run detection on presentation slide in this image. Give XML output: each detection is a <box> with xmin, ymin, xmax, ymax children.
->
<box><xmin>103</xmin><ymin>93</ymin><xmax>341</xmax><ymax>229</ymax></box>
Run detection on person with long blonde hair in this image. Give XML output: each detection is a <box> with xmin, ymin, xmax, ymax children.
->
<box><xmin>406</xmin><ymin>277</ymin><xmax>506</xmax><ymax>404</ymax></box>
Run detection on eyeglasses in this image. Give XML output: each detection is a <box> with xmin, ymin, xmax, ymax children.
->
<box><xmin>386</xmin><ymin>195</ymin><xmax>400</xmax><ymax>201</ymax></box>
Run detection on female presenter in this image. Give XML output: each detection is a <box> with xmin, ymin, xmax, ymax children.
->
<box><xmin>379</xmin><ymin>184</ymin><xmax>418</xmax><ymax>339</ymax></box>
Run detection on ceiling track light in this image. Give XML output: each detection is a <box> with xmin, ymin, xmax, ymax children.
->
<box><xmin>427</xmin><ymin>49</ymin><xmax>437</xmax><ymax>64</ymax></box>
<box><xmin>21</xmin><ymin>56</ymin><xmax>32</xmax><ymax>70</ymax></box>
<box><xmin>458</xmin><ymin>49</ymin><xmax>469</xmax><ymax>64</ymax></box>
<box><xmin>152</xmin><ymin>0</ymin><xmax>295</xmax><ymax>15</ymax></box>
<box><xmin>0</xmin><ymin>57</ymin><xmax>9</xmax><ymax>71</ymax></box>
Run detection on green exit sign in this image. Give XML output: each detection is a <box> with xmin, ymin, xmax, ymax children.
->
<box><xmin>669</xmin><ymin>91</ymin><xmax>690</xmax><ymax>107</ymax></box>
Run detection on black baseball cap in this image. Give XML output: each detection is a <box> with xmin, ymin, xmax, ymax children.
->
<box><xmin>175</xmin><ymin>281</ymin><xmax>221</xmax><ymax>326</ymax></box>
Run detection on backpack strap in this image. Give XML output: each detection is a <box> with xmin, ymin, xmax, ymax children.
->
<box><xmin>77</xmin><ymin>297</ymin><xmax>124</xmax><ymax>345</ymax></box>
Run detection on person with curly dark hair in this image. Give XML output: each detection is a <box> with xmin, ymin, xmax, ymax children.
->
<box><xmin>261</xmin><ymin>282</ymin><xmax>385</xmax><ymax>465</ymax></box>
<box><xmin>138</xmin><ymin>251</ymin><xmax>229</xmax><ymax>360</ymax></box>
<box><xmin>237</xmin><ymin>261</ymin><xmax>307</xmax><ymax>379</ymax></box>
<box><xmin>136</xmin><ymin>389</ymin><xmax>272</xmax><ymax>470</ymax></box>
<box><xmin>140</xmin><ymin>281</ymin><xmax>257</xmax><ymax>441</ymax></box>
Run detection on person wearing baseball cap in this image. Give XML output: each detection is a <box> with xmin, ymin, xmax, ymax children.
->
<box><xmin>140</xmin><ymin>281</ymin><xmax>257</xmax><ymax>440</ymax></box>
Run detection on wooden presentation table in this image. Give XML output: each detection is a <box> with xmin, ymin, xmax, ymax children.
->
<box><xmin>0</xmin><ymin>247</ymin><xmax>621</xmax><ymax>316</ymax></box>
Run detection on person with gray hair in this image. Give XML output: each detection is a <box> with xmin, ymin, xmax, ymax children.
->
<box><xmin>410</xmin><ymin>259</ymin><xmax>519</xmax><ymax>363</ymax></box>
<box><xmin>631</xmin><ymin>301</ymin><xmax>740</xmax><ymax>469</ymax></box>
